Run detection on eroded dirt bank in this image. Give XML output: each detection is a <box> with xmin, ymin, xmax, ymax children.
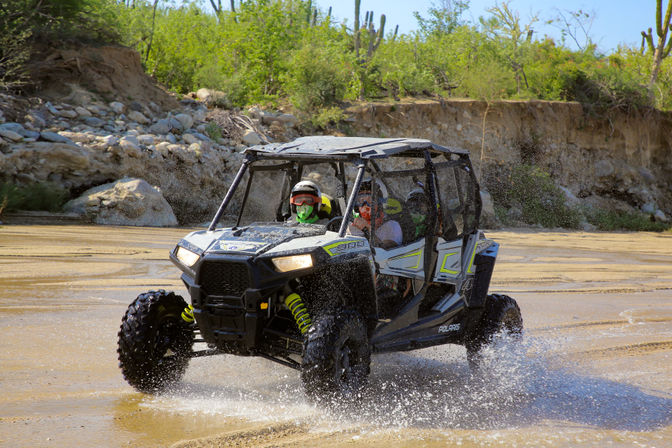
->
<box><xmin>347</xmin><ymin>99</ymin><xmax>672</xmax><ymax>215</ymax></box>
<box><xmin>1</xmin><ymin>225</ymin><xmax>671</xmax><ymax>447</ymax></box>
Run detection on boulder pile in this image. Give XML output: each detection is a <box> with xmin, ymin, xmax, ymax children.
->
<box><xmin>0</xmin><ymin>92</ymin><xmax>299</xmax><ymax>226</ymax></box>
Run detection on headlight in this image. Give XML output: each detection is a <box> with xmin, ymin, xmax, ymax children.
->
<box><xmin>175</xmin><ymin>246</ymin><xmax>200</xmax><ymax>267</ymax></box>
<box><xmin>272</xmin><ymin>254</ymin><xmax>313</xmax><ymax>272</ymax></box>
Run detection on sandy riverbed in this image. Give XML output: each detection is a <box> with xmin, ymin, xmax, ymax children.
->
<box><xmin>1</xmin><ymin>225</ymin><xmax>671</xmax><ymax>447</ymax></box>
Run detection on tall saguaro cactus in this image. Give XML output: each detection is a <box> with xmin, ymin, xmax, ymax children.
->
<box><xmin>641</xmin><ymin>0</ymin><xmax>672</xmax><ymax>86</ymax></box>
<box><xmin>353</xmin><ymin>0</ymin><xmax>387</xmax><ymax>63</ymax></box>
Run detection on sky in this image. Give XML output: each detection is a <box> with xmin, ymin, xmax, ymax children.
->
<box><xmin>312</xmin><ymin>0</ymin><xmax>657</xmax><ymax>53</ymax></box>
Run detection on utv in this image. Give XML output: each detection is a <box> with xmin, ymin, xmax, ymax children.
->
<box><xmin>117</xmin><ymin>136</ymin><xmax>523</xmax><ymax>400</ymax></box>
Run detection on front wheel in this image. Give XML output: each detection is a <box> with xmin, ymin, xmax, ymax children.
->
<box><xmin>301</xmin><ymin>310</ymin><xmax>371</xmax><ymax>402</ymax></box>
<box><xmin>465</xmin><ymin>294</ymin><xmax>523</xmax><ymax>370</ymax></box>
<box><xmin>117</xmin><ymin>290</ymin><xmax>194</xmax><ymax>393</ymax></box>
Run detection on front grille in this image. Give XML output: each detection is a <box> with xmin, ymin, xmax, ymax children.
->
<box><xmin>199</xmin><ymin>261</ymin><xmax>250</xmax><ymax>297</ymax></box>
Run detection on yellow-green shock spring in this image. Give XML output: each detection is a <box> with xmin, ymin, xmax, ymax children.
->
<box><xmin>284</xmin><ymin>293</ymin><xmax>312</xmax><ymax>334</ymax></box>
<box><xmin>181</xmin><ymin>304</ymin><xmax>195</xmax><ymax>323</ymax></box>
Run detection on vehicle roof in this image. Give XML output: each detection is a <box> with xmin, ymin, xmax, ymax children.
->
<box><xmin>245</xmin><ymin>136</ymin><xmax>469</xmax><ymax>160</ymax></box>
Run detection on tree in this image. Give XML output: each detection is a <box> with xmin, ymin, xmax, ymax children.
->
<box><xmin>550</xmin><ymin>8</ymin><xmax>595</xmax><ymax>51</ymax></box>
<box><xmin>641</xmin><ymin>0</ymin><xmax>672</xmax><ymax>86</ymax></box>
<box><xmin>480</xmin><ymin>1</ymin><xmax>538</xmax><ymax>94</ymax></box>
<box><xmin>413</xmin><ymin>0</ymin><xmax>469</xmax><ymax>37</ymax></box>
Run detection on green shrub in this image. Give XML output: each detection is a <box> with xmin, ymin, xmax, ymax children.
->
<box><xmin>373</xmin><ymin>36</ymin><xmax>437</xmax><ymax>97</ymax></box>
<box><xmin>282</xmin><ymin>37</ymin><xmax>352</xmax><ymax>113</ymax></box>
<box><xmin>0</xmin><ymin>182</ymin><xmax>70</xmax><ymax>213</ymax></box>
<box><xmin>308</xmin><ymin>106</ymin><xmax>346</xmax><ymax>130</ymax></box>
<box><xmin>204</xmin><ymin>122</ymin><xmax>222</xmax><ymax>140</ymax></box>
<box><xmin>585</xmin><ymin>209</ymin><xmax>671</xmax><ymax>232</ymax></box>
<box><xmin>488</xmin><ymin>164</ymin><xmax>582</xmax><ymax>228</ymax></box>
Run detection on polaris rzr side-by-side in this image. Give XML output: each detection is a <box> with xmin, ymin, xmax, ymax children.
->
<box><xmin>117</xmin><ymin>136</ymin><xmax>523</xmax><ymax>400</ymax></box>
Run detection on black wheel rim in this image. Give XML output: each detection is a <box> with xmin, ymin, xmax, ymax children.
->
<box><xmin>335</xmin><ymin>338</ymin><xmax>361</xmax><ymax>394</ymax></box>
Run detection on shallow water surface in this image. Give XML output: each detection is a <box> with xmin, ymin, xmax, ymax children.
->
<box><xmin>1</xmin><ymin>226</ymin><xmax>671</xmax><ymax>447</ymax></box>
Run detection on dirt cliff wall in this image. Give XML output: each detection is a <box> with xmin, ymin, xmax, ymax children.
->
<box><xmin>346</xmin><ymin>99</ymin><xmax>672</xmax><ymax>215</ymax></box>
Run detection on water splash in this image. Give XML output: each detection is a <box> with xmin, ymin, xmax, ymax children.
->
<box><xmin>141</xmin><ymin>332</ymin><xmax>672</xmax><ymax>434</ymax></box>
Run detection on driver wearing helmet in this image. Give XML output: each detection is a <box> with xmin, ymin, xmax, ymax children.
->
<box><xmin>406</xmin><ymin>188</ymin><xmax>430</xmax><ymax>240</ymax></box>
<box><xmin>290</xmin><ymin>180</ymin><xmax>328</xmax><ymax>224</ymax></box>
<box><xmin>349</xmin><ymin>179</ymin><xmax>402</xmax><ymax>248</ymax></box>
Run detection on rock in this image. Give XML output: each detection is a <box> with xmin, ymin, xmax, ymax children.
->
<box><xmin>109</xmin><ymin>102</ymin><xmax>125</xmax><ymax>114</ymax></box>
<box><xmin>242</xmin><ymin>130</ymin><xmax>262</xmax><ymax>146</ymax></box>
<box><xmin>148</xmin><ymin>101</ymin><xmax>161</xmax><ymax>114</ymax></box>
<box><xmin>57</xmin><ymin>109</ymin><xmax>78</xmax><ymax>119</ymax></box>
<box><xmin>39</xmin><ymin>131</ymin><xmax>74</xmax><ymax>145</ymax></box>
<box><xmin>0</xmin><ymin>123</ymin><xmax>26</xmax><ymax>135</ymax></box>
<box><xmin>64</xmin><ymin>178</ymin><xmax>178</xmax><ymax>227</ymax></box>
<box><xmin>642</xmin><ymin>203</ymin><xmax>656</xmax><ymax>214</ymax></box>
<box><xmin>260</xmin><ymin>111</ymin><xmax>278</xmax><ymax>125</ymax></box>
<box><xmin>192</xmin><ymin>132</ymin><xmax>210</xmax><ymax>141</ymax></box>
<box><xmin>638</xmin><ymin>167</ymin><xmax>656</xmax><ymax>184</ymax></box>
<box><xmin>100</xmin><ymin>135</ymin><xmax>119</xmax><ymax>148</ymax></box>
<box><xmin>0</xmin><ymin>129</ymin><xmax>24</xmax><ymax>142</ymax></box>
<box><xmin>165</xmin><ymin>133</ymin><xmax>177</xmax><ymax>144</ymax></box>
<box><xmin>127</xmin><ymin>110</ymin><xmax>150</xmax><ymax>124</ymax></box>
<box><xmin>150</xmin><ymin>118</ymin><xmax>172</xmax><ymax>135</ymax></box>
<box><xmin>182</xmin><ymin>133</ymin><xmax>201</xmax><ymax>145</ymax></box>
<box><xmin>247</xmin><ymin>106</ymin><xmax>262</xmax><ymax>120</ymax></box>
<box><xmin>128</xmin><ymin>101</ymin><xmax>145</xmax><ymax>113</ymax></box>
<box><xmin>75</xmin><ymin>106</ymin><xmax>92</xmax><ymax>118</ymax></box>
<box><xmin>25</xmin><ymin>112</ymin><xmax>47</xmax><ymax>129</ymax></box>
<box><xmin>581</xmin><ymin>221</ymin><xmax>597</xmax><ymax>231</ymax></box>
<box><xmin>175</xmin><ymin>113</ymin><xmax>193</xmax><ymax>130</ymax></box>
<box><xmin>187</xmin><ymin>142</ymin><xmax>202</xmax><ymax>159</ymax></box>
<box><xmin>138</xmin><ymin>134</ymin><xmax>155</xmax><ymax>146</ymax></box>
<box><xmin>654</xmin><ymin>210</ymin><xmax>669</xmax><ymax>222</ymax></box>
<box><xmin>59</xmin><ymin>131</ymin><xmax>94</xmax><ymax>144</ymax></box>
<box><xmin>479</xmin><ymin>190</ymin><xmax>499</xmax><ymax>228</ymax></box>
<box><xmin>45</xmin><ymin>102</ymin><xmax>59</xmax><ymax>116</ymax></box>
<box><xmin>196</xmin><ymin>88</ymin><xmax>212</xmax><ymax>101</ymax></box>
<box><xmin>119</xmin><ymin>137</ymin><xmax>141</xmax><ymax>157</ymax></box>
<box><xmin>198</xmin><ymin>89</ymin><xmax>230</xmax><ymax>108</ymax></box>
<box><xmin>26</xmin><ymin>130</ymin><xmax>41</xmax><ymax>140</ymax></box>
<box><xmin>275</xmin><ymin>113</ymin><xmax>298</xmax><ymax>127</ymax></box>
<box><xmin>594</xmin><ymin>160</ymin><xmax>614</xmax><ymax>178</ymax></box>
<box><xmin>558</xmin><ymin>186</ymin><xmax>581</xmax><ymax>207</ymax></box>
<box><xmin>155</xmin><ymin>141</ymin><xmax>171</xmax><ymax>157</ymax></box>
<box><xmin>85</xmin><ymin>104</ymin><xmax>105</xmax><ymax>116</ymax></box>
<box><xmin>168</xmin><ymin>117</ymin><xmax>183</xmax><ymax>132</ymax></box>
<box><xmin>82</xmin><ymin>117</ymin><xmax>105</xmax><ymax>128</ymax></box>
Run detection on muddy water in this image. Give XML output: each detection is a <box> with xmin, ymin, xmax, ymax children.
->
<box><xmin>1</xmin><ymin>225</ymin><xmax>671</xmax><ymax>448</ymax></box>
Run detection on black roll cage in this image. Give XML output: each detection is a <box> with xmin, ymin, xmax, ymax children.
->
<box><xmin>208</xmin><ymin>150</ymin><xmax>482</xmax><ymax>244</ymax></box>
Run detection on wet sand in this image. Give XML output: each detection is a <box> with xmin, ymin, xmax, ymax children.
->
<box><xmin>1</xmin><ymin>225</ymin><xmax>671</xmax><ymax>447</ymax></box>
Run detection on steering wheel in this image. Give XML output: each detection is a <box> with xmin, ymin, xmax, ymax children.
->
<box><xmin>326</xmin><ymin>216</ymin><xmax>343</xmax><ymax>232</ymax></box>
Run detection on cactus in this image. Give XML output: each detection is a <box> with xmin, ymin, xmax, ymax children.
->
<box><xmin>354</xmin><ymin>1</ymin><xmax>388</xmax><ymax>63</ymax></box>
<box><xmin>354</xmin><ymin>0</ymin><xmax>361</xmax><ymax>60</ymax></box>
<box><xmin>641</xmin><ymin>0</ymin><xmax>672</xmax><ymax>85</ymax></box>
<box><xmin>366</xmin><ymin>13</ymin><xmax>385</xmax><ymax>59</ymax></box>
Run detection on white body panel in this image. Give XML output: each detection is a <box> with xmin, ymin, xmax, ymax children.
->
<box><xmin>374</xmin><ymin>239</ymin><xmax>426</xmax><ymax>279</ymax></box>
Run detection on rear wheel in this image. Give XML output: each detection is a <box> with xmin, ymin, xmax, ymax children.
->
<box><xmin>301</xmin><ymin>310</ymin><xmax>370</xmax><ymax>401</ymax></box>
<box><xmin>117</xmin><ymin>290</ymin><xmax>194</xmax><ymax>392</ymax></box>
<box><xmin>465</xmin><ymin>294</ymin><xmax>523</xmax><ymax>370</ymax></box>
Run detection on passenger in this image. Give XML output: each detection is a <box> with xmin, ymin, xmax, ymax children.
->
<box><xmin>406</xmin><ymin>188</ymin><xmax>430</xmax><ymax>240</ymax></box>
<box><xmin>290</xmin><ymin>180</ymin><xmax>328</xmax><ymax>224</ymax></box>
<box><xmin>349</xmin><ymin>179</ymin><xmax>402</xmax><ymax>248</ymax></box>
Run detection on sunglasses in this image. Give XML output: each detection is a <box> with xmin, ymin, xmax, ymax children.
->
<box><xmin>291</xmin><ymin>193</ymin><xmax>320</xmax><ymax>206</ymax></box>
<box><xmin>356</xmin><ymin>194</ymin><xmax>375</xmax><ymax>208</ymax></box>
